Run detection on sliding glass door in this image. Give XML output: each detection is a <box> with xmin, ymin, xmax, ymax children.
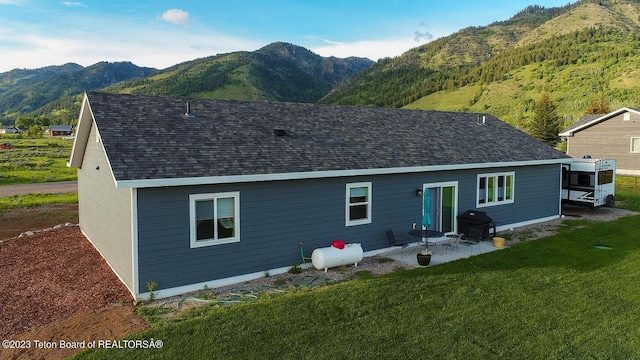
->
<box><xmin>423</xmin><ymin>182</ymin><xmax>458</xmax><ymax>234</ymax></box>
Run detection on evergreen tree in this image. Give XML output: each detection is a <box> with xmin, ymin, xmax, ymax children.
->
<box><xmin>530</xmin><ymin>93</ymin><xmax>561</xmax><ymax>146</ymax></box>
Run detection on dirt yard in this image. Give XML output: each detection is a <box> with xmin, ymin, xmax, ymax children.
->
<box><xmin>0</xmin><ymin>215</ymin><xmax>148</xmax><ymax>360</ymax></box>
<box><xmin>0</xmin><ymin>203</ymin><xmax>78</xmax><ymax>240</ymax></box>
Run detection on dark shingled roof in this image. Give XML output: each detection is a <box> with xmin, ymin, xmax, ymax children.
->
<box><xmin>85</xmin><ymin>92</ymin><xmax>568</xmax><ymax>182</ymax></box>
<box><xmin>561</xmin><ymin>108</ymin><xmax>640</xmax><ymax>134</ymax></box>
<box><xmin>561</xmin><ymin>114</ymin><xmax>602</xmax><ymax>133</ymax></box>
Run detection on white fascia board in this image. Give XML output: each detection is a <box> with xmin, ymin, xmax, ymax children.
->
<box><xmin>67</xmin><ymin>93</ymin><xmax>92</xmax><ymax>168</ymax></box>
<box><xmin>97</xmin><ymin>129</ymin><xmax>121</xmax><ymax>188</ymax></box>
<box><xmin>115</xmin><ymin>158</ymin><xmax>567</xmax><ymax>189</ymax></box>
<box><xmin>559</xmin><ymin>107</ymin><xmax>640</xmax><ymax>136</ymax></box>
<box><xmin>67</xmin><ymin>94</ymin><xmax>120</xmax><ymax>189</ymax></box>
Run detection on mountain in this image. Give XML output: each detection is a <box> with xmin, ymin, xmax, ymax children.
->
<box><xmin>0</xmin><ymin>62</ymin><xmax>156</xmax><ymax>122</ymax></box>
<box><xmin>9</xmin><ymin>42</ymin><xmax>373</xmax><ymax>125</ymax></box>
<box><xmin>103</xmin><ymin>42</ymin><xmax>373</xmax><ymax>102</ymax></box>
<box><xmin>319</xmin><ymin>0</ymin><xmax>640</xmax><ymax>128</ymax></box>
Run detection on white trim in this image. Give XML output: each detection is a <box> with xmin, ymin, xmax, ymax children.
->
<box><xmin>558</xmin><ymin>164</ymin><xmax>564</xmax><ymax>218</ymax></box>
<box><xmin>422</xmin><ymin>181</ymin><xmax>459</xmax><ymax>233</ymax></box>
<box><xmin>560</xmin><ymin>107</ymin><xmax>640</xmax><ymax>136</ymax></box>
<box><xmin>80</xmin><ymin>227</ymin><xmax>136</xmax><ymax>299</ymax></box>
<box><xmin>67</xmin><ymin>94</ymin><xmax>93</xmax><ymax>168</ymax></box>
<box><xmin>345</xmin><ymin>182</ymin><xmax>372</xmax><ymax>226</ymax></box>
<box><xmin>495</xmin><ymin>215</ymin><xmax>560</xmax><ymax>233</ymax></box>
<box><xmin>631</xmin><ymin>137</ymin><xmax>640</xmax><ymax>154</ymax></box>
<box><xmin>137</xmin><ymin>265</ymin><xmax>292</xmax><ymax>300</ymax></box>
<box><xmin>476</xmin><ymin>172</ymin><xmax>515</xmax><ymax>208</ymax></box>
<box><xmin>617</xmin><ymin>168</ymin><xmax>640</xmax><ymax>176</ymax></box>
<box><xmin>189</xmin><ymin>192</ymin><xmax>240</xmax><ymax>248</ymax></box>
<box><xmin>114</xmin><ymin>159</ymin><xmax>567</xmax><ymax>189</ymax></box>
<box><xmin>131</xmin><ymin>188</ymin><xmax>139</xmax><ymax>297</ymax></box>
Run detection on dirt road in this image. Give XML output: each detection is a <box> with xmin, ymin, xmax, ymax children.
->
<box><xmin>0</xmin><ymin>181</ymin><xmax>77</xmax><ymax>197</ymax></box>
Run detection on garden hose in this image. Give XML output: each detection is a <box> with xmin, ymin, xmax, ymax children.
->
<box><xmin>299</xmin><ymin>242</ymin><xmax>312</xmax><ymax>268</ymax></box>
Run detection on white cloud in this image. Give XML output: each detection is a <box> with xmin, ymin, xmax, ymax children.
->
<box><xmin>310</xmin><ymin>38</ymin><xmax>422</xmax><ymax>61</ymax></box>
<box><xmin>62</xmin><ymin>2</ymin><xmax>85</xmax><ymax>7</ymax></box>
<box><xmin>0</xmin><ymin>23</ymin><xmax>264</xmax><ymax>72</ymax></box>
<box><xmin>160</xmin><ymin>8</ymin><xmax>189</xmax><ymax>25</ymax></box>
<box><xmin>0</xmin><ymin>0</ymin><xmax>25</xmax><ymax>5</ymax></box>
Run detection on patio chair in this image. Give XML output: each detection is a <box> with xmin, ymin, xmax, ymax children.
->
<box><xmin>459</xmin><ymin>226</ymin><xmax>484</xmax><ymax>254</ymax></box>
<box><xmin>411</xmin><ymin>237</ymin><xmax>430</xmax><ymax>254</ymax></box>
<box><xmin>386</xmin><ymin>229</ymin><xmax>409</xmax><ymax>258</ymax></box>
<box><xmin>462</xmin><ymin>225</ymin><xmax>484</xmax><ymax>244</ymax></box>
<box><xmin>441</xmin><ymin>234</ymin><xmax>460</xmax><ymax>254</ymax></box>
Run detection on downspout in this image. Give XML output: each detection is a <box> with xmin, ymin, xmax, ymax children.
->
<box><xmin>131</xmin><ymin>188</ymin><xmax>139</xmax><ymax>299</ymax></box>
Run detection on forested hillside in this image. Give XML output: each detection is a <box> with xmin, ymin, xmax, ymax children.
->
<box><xmin>0</xmin><ymin>62</ymin><xmax>156</xmax><ymax>124</ymax></box>
<box><xmin>8</xmin><ymin>42</ymin><xmax>372</xmax><ymax>125</ymax></box>
<box><xmin>103</xmin><ymin>42</ymin><xmax>373</xmax><ymax>102</ymax></box>
<box><xmin>320</xmin><ymin>0</ymin><xmax>640</xmax><ymax>128</ymax></box>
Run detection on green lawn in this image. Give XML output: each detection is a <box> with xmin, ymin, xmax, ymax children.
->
<box><xmin>75</xmin><ymin>213</ymin><xmax>640</xmax><ymax>359</ymax></box>
<box><xmin>0</xmin><ymin>192</ymin><xmax>78</xmax><ymax>210</ymax></box>
<box><xmin>0</xmin><ymin>137</ymin><xmax>76</xmax><ymax>185</ymax></box>
<box><xmin>616</xmin><ymin>175</ymin><xmax>640</xmax><ymax>212</ymax></box>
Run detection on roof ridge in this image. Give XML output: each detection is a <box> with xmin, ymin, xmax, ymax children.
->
<box><xmin>77</xmin><ymin>92</ymin><xmax>568</xmax><ymax>184</ymax></box>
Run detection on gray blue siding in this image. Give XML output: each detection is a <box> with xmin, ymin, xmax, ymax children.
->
<box><xmin>136</xmin><ymin>164</ymin><xmax>561</xmax><ymax>292</ymax></box>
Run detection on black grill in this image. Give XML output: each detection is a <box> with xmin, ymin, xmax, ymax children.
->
<box><xmin>457</xmin><ymin>210</ymin><xmax>494</xmax><ymax>240</ymax></box>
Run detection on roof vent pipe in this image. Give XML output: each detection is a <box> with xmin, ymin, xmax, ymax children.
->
<box><xmin>273</xmin><ymin>129</ymin><xmax>286</xmax><ymax>137</ymax></box>
<box><xmin>482</xmin><ymin>115</ymin><xmax>486</xmax><ymax>124</ymax></box>
<box><xmin>183</xmin><ymin>101</ymin><xmax>195</xmax><ymax>119</ymax></box>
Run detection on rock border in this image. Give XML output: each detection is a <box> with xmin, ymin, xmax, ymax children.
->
<box><xmin>18</xmin><ymin>222</ymin><xmax>78</xmax><ymax>238</ymax></box>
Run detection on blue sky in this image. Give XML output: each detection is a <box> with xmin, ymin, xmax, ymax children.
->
<box><xmin>0</xmin><ymin>0</ymin><xmax>572</xmax><ymax>72</ymax></box>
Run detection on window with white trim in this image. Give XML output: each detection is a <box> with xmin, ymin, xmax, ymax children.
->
<box><xmin>346</xmin><ymin>182</ymin><xmax>372</xmax><ymax>226</ymax></box>
<box><xmin>190</xmin><ymin>192</ymin><xmax>240</xmax><ymax>248</ymax></box>
<box><xmin>631</xmin><ymin>137</ymin><xmax>640</xmax><ymax>153</ymax></box>
<box><xmin>477</xmin><ymin>172</ymin><xmax>514</xmax><ymax>207</ymax></box>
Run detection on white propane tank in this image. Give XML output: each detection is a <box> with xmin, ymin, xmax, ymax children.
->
<box><xmin>311</xmin><ymin>243</ymin><xmax>363</xmax><ymax>272</ymax></box>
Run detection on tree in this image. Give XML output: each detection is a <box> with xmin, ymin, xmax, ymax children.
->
<box><xmin>529</xmin><ymin>93</ymin><xmax>561</xmax><ymax>146</ymax></box>
<box><xmin>25</xmin><ymin>125</ymin><xmax>43</xmax><ymax>138</ymax></box>
<box><xmin>585</xmin><ymin>95</ymin><xmax>610</xmax><ymax>114</ymax></box>
<box><xmin>15</xmin><ymin>116</ymin><xmax>35</xmax><ymax>129</ymax></box>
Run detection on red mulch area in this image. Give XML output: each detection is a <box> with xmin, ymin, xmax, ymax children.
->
<box><xmin>0</xmin><ymin>226</ymin><xmax>147</xmax><ymax>359</ymax></box>
<box><xmin>0</xmin><ymin>226</ymin><xmax>132</xmax><ymax>338</ymax></box>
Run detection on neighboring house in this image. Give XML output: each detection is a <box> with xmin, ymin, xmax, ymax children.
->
<box><xmin>0</xmin><ymin>127</ymin><xmax>19</xmax><ymax>134</ymax></box>
<box><xmin>47</xmin><ymin>125</ymin><xmax>73</xmax><ymax>136</ymax></box>
<box><xmin>560</xmin><ymin>108</ymin><xmax>640</xmax><ymax>176</ymax></box>
<box><xmin>68</xmin><ymin>92</ymin><xmax>570</xmax><ymax>299</ymax></box>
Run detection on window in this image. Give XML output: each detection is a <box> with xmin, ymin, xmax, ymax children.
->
<box><xmin>346</xmin><ymin>182</ymin><xmax>371</xmax><ymax>226</ymax></box>
<box><xmin>477</xmin><ymin>172</ymin><xmax>514</xmax><ymax>207</ymax></box>
<box><xmin>189</xmin><ymin>192</ymin><xmax>240</xmax><ymax>248</ymax></box>
<box><xmin>631</xmin><ymin>138</ymin><xmax>640</xmax><ymax>153</ymax></box>
<box><xmin>598</xmin><ymin>170</ymin><xmax>614</xmax><ymax>185</ymax></box>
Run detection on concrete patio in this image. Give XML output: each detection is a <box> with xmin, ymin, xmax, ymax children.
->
<box><xmin>384</xmin><ymin>237</ymin><xmax>507</xmax><ymax>267</ymax></box>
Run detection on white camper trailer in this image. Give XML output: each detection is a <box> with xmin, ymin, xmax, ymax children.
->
<box><xmin>561</xmin><ymin>158</ymin><xmax>616</xmax><ymax>208</ymax></box>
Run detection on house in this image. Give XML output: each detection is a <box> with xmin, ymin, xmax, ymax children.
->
<box><xmin>560</xmin><ymin>108</ymin><xmax>640</xmax><ymax>176</ymax></box>
<box><xmin>0</xmin><ymin>127</ymin><xmax>19</xmax><ymax>134</ymax></box>
<box><xmin>47</xmin><ymin>125</ymin><xmax>73</xmax><ymax>136</ymax></box>
<box><xmin>68</xmin><ymin>92</ymin><xmax>570</xmax><ymax>299</ymax></box>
